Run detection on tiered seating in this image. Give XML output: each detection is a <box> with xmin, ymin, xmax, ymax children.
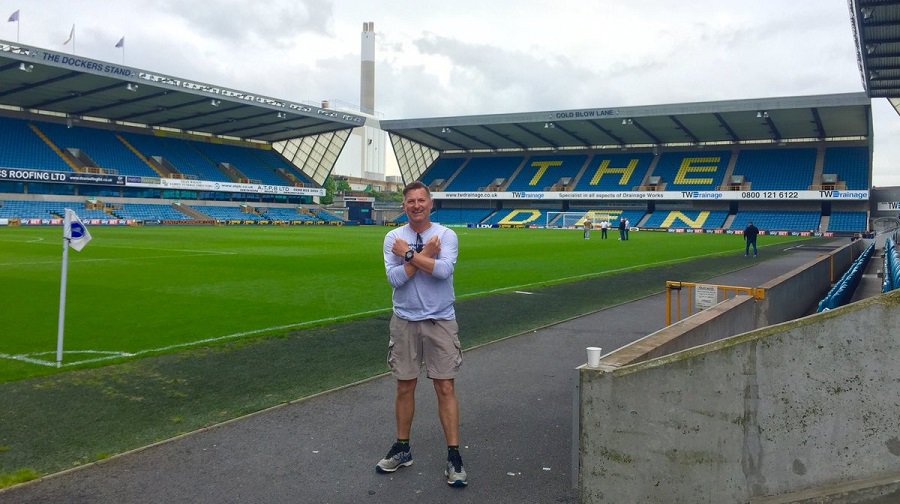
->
<box><xmin>196</xmin><ymin>206</ymin><xmax>263</xmax><ymax>221</ymax></box>
<box><xmin>822</xmin><ymin>147</ymin><xmax>869</xmax><ymax>190</ymax></box>
<box><xmin>573</xmin><ymin>153</ymin><xmax>653</xmax><ymax>191</ymax></box>
<box><xmin>38</xmin><ymin>123</ymin><xmax>156</xmax><ymax>177</ymax></box>
<box><xmin>484</xmin><ymin>208</ymin><xmax>552</xmax><ymax>226</ymax></box>
<box><xmin>828</xmin><ymin>211</ymin><xmax>868</xmax><ymax>232</ymax></box>
<box><xmin>315</xmin><ymin>209</ymin><xmax>344</xmax><ymax>222</ymax></box>
<box><xmin>731</xmin><ymin>149</ymin><xmax>816</xmax><ymax>190</ymax></box>
<box><xmin>120</xmin><ymin>132</ymin><xmax>227</xmax><ymax>182</ymax></box>
<box><xmin>443</xmin><ymin>156</ymin><xmax>523</xmax><ymax>191</ymax></box>
<box><xmin>817</xmin><ymin>242</ymin><xmax>875</xmax><ymax>311</ymax></box>
<box><xmin>0</xmin><ymin>200</ymin><xmax>68</xmax><ymax>219</ymax></box>
<box><xmin>252</xmin><ymin>150</ymin><xmax>315</xmax><ymax>185</ymax></box>
<box><xmin>116</xmin><ymin>203</ymin><xmax>193</xmax><ymax>221</ymax></box>
<box><xmin>421</xmin><ymin>157</ymin><xmax>466</xmax><ymax>189</ymax></box>
<box><xmin>259</xmin><ymin>207</ymin><xmax>314</xmax><ymax>222</ymax></box>
<box><xmin>642</xmin><ymin>210</ymin><xmax>729</xmax><ymax>229</ymax></box>
<box><xmin>431</xmin><ymin>208</ymin><xmax>493</xmax><ymax>225</ymax></box>
<box><xmin>883</xmin><ymin>238</ymin><xmax>900</xmax><ymax>293</ymax></box>
<box><xmin>650</xmin><ymin>151</ymin><xmax>730</xmax><ymax>191</ymax></box>
<box><xmin>505</xmin><ymin>155</ymin><xmax>586</xmax><ymax>191</ymax></box>
<box><xmin>730</xmin><ymin>210</ymin><xmax>819</xmax><ymax>231</ymax></box>
<box><xmin>0</xmin><ymin>117</ymin><xmax>72</xmax><ymax>171</ymax></box>
<box><xmin>191</xmin><ymin>142</ymin><xmax>289</xmax><ymax>185</ymax></box>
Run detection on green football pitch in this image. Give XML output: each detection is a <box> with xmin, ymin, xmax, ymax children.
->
<box><xmin>0</xmin><ymin>225</ymin><xmax>803</xmax><ymax>382</ymax></box>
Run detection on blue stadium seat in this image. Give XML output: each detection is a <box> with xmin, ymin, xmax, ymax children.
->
<box><xmin>732</xmin><ymin>149</ymin><xmax>816</xmax><ymax>190</ymax></box>
<box><xmin>650</xmin><ymin>151</ymin><xmax>730</xmax><ymax>191</ymax></box>
<box><xmin>573</xmin><ymin>153</ymin><xmax>653</xmax><ymax>191</ymax></box>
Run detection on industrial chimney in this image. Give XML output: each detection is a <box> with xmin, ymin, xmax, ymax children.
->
<box><xmin>361</xmin><ymin>22</ymin><xmax>375</xmax><ymax>115</ymax></box>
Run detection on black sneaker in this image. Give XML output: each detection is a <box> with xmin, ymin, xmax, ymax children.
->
<box><xmin>375</xmin><ymin>442</ymin><xmax>413</xmax><ymax>473</ymax></box>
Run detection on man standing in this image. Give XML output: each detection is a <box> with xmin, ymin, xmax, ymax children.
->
<box><xmin>618</xmin><ymin>217</ymin><xmax>626</xmax><ymax>240</ymax></box>
<box><xmin>583</xmin><ymin>217</ymin><xmax>591</xmax><ymax>240</ymax></box>
<box><xmin>377</xmin><ymin>181</ymin><xmax>467</xmax><ymax>487</ymax></box>
<box><xmin>743</xmin><ymin>221</ymin><xmax>759</xmax><ymax>257</ymax></box>
<box><xmin>600</xmin><ymin>220</ymin><xmax>609</xmax><ymax>239</ymax></box>
<box><xmin>624</xmin><ymin>218</ymin><xmax>631</xmax><ymax>240</ymax></box>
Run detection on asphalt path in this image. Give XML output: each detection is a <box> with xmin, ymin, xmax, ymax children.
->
<box><xmin>0</xmin><ymin>245</ymin><xmax>838</xmax><ymax>504</ymax></box>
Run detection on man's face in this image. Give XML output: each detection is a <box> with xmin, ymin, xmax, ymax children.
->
<box><xmin>403</xmin><ymin>188</ymin><xmax>432</xmax><ymax>226</ymax></box>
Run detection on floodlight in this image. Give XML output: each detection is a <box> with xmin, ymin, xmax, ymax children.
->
<box><xmin>441</xmin><ymin>127</ymin><xmax>451</xmax><ymax>134</ymax></box>
<box><xmin>621</xmin><ymin>118</ymin><xmax>632</xmax><ymax>125</ymax></box>
<box><xmin>210</xmin><ymin>99</ymin><xmax>221</xmax><ymax>107</ymax></box>
<box><xmin>544</xmin><ymin>122</ymin><xmax>555</xmax><ymax>129</ymax></box>
<box><xmin>125</xmin><ymin>83</ymin><xmax>139</xmax><ymax>92</ymax></box>
<box><xmin>276</xmin><ymin>112</ymin><xmax>287</xmax><ymax>119</ymax></box>
<box><xmin>756</xmin><ymin>111</ymin><xmax>769</xmax><ymax>119</ymax></box>
<box><xmin>18</xmin><ymin>62</ymin><xmax>33</xmax><ymax>72</ymax></box>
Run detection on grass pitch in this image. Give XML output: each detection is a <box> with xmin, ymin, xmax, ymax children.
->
<box><xmin>0</xmin><ymin>224</ymin><xmax>813</xmax><ymax>485</ymax></box>
<box><xmin>1</xmin><ymin>225</ymin><xmax>802</xmax><ymax>382</ymax></box>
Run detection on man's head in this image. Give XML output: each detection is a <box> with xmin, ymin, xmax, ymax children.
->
<box><xmin>402</xmin><ymin>181</ymin><xmax>433</xmax><ymax>230</ymax></box>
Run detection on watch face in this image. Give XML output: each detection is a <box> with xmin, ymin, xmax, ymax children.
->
<box><xmin>405</xmin><ymin>250</ymin><xmax>414</xmax><ymax>261</ymax></box>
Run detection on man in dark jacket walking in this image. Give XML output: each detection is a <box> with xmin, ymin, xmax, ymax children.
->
<box><xmin>743</xmin><ymin>222</ymin><xmax>759</xmax><ymax>257</ymax></box>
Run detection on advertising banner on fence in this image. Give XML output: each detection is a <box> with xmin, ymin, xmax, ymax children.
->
<box><xmin>432</xmin><ymin>189</ymin><xmax>869</xmax><ymax>201</ymax></box>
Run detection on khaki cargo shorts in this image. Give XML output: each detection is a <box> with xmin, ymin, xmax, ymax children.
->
<box><xmin>388</xmin><ymin>315</ymin><xmax>462</xmax><ymax>380</ymax></box>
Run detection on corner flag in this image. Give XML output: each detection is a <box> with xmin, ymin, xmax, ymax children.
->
<box><xmin>64</xmin><ymin>208</ymin><xmax>91</xmax><ymax>251</ymax></box>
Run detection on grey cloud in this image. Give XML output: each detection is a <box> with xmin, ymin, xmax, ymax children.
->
<box><xmin>157</xmin><ymin>0</ymin><xmax>334</xmax><ymax>47</ymax></box>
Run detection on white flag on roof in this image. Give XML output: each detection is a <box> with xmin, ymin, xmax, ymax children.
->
<box><xmin>63</xmin><ymin>208</ymin><xmax>91</xmax><ymax>252</ymax></box>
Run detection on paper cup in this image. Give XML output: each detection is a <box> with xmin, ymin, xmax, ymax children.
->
<box><xmin>586</xmin><ymin>347</ymin><xmax>603</xmax><ymax>368</ymax></box>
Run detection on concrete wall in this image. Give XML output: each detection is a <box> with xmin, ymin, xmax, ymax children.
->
<box><xmin>758</xmin><ymin>239</ymin><xmax>864</xmax><ymax>326</ymax></box>
<box><xmin>604</xmin><ymin>240</ymin><xmax>866</xmax><ymax>368</ymax></box>
<box><xmin>578</xmin><ymin>290</ymin><xmax>900</xmax><ymax>503</ymax></box>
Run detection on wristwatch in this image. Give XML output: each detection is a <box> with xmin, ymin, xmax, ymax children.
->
<box><xmin>404</xmin><ymin>249</ymin><xmax>415</xmax><ymax>262</ymax></box>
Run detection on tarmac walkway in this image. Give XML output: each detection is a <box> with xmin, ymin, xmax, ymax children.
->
<box><xmin>0</xmin><ymin>240</ymin><xmax>864</xmax><ymax>504</ymax></box>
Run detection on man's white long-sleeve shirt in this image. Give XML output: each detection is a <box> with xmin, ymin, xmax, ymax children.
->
<box><xmin>383</xmin><ymin>223</ymin><xmax>458</xmax><ymax>321</ymax></box>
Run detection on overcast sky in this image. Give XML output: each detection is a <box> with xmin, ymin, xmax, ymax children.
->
<box><xmin>4</xmin><ymin>0</ymin><xmax>899</xmax><ymax>185</ymax></box>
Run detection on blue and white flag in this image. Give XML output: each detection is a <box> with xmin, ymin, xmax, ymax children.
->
<box><xmin>63</xmin><ymin>24</ymin><xmax>74</xmax><ymax>45</ymax></box>
<box><xmin>8</xmin><ymin>9</ymin><xmax>19</xmax><ymax>22</ymax></box>
<box><xmin>64</xmin><ymin>208</ymin><xmax>91</xmax><ymax>252</ymax></box>
<box><xmin>115</xmin><ymin>36</ymin><xmax>124</xmax><ymax>48</ymax></box>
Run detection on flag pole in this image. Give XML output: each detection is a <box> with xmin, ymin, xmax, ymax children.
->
<box><xmin>56</xmin><ymin>237</ymin><xmax>70</xmax><ymax>367</ymax></box>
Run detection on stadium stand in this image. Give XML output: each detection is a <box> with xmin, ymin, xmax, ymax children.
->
<box><xmin>431</xmin><ymin>207</ymin><xmax>494</xmax><ymax>225</ymax></box>
<box><xmin>650</xmin><ymin>151</ymin><xmax>730</xmax><ymax>191</ymax></box>
<box><xmin>573</xmin><ymin>153</ymin><xmax>654</xmax><ymax>191</ymax></box>
<box><xmin>190</xmin><ymin>142</ymin><xmax>292</xmax><ymax>186</ymax></box>
<box><xmin>119</xmin><ymin>132</ymin><xmax>225</xmax><ymax>181</ymax></box>
<box><xmin>195</xmin><ymin>205</ymin><xmax>264</xmax><ymax>221</ymax></box>
<box><xmin>37</xmin><ymin>122</ymin><xmax>157</xmax><ymax>177</ymax></box>
<box><xmin>642</xmin><ymin>209</ymin><xmax>729</xmax><ymax>229</ymax></box>
<box><xmin>420</xmin><ymin>157</ymin><xmax>466</xmax><ymax>191</ymax></box>
<box><xmin>0</xmin><ymin>117</ymin><xmax>73</xmax><ymax>172</ymax></box>
<box><xmin>443</xmin><ymin>156</ymin><xmax>522</xmax><ymax>191</ymax></box>
<box><xmin>821</xmin><ymin>146</ymin><xmax>870</xmax><ymax>190</ymax></box>
<box><xmin>0</xmin><ymin>199</ymin><xmax>69</xmax><ymax>219</ymax></box>
<box><xmin>731</xmin><ymin>148</ymin><xmax>817</xmax><ymax>190</ymax></box>
<box><xmin>729</xmin><ymin>210</ymin><xmax>820</xmax><ymax>232</ymax></box>
<box><xmin>816</xmin><ymin>242</ymin><xmax>875</xmax><ymax>311</ymax></box>
<box><xmin>505</xmin><ymin>154</ymin><xmax>586</xmax><ymax>191</ymax></box>
<box><xmin>258</xmin><ymin>207</ymin><xmax>314</xmax><ymax>222</ymax></box>
<box><xmin>115</xmin><ymin>203</ymin><xmax>194</xmax><ymax>221</ymax></box>
<box><xmin>828</xmin><ymin>211</ymin><xmax>868</xmax><ymax>232</ymax></box>
<box><xmin>883</xmin><ymin>237</ymin><xmax>900</xmax><ymax>293</ymax></box>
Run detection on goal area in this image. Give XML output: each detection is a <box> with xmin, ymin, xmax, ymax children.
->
<box><xmin>545</xmin><ymin>211</ymin><xmax>613</xmax><ymax>228</ymax></box>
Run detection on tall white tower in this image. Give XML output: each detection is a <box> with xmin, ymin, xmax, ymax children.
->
<box><xmin>361</xmin><ymin>21</ymin><xmax>375</xmax><ymax>116</ymax></box>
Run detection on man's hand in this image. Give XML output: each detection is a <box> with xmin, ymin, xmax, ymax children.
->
<box><xmin>392</xmin><ymin>238</ymin><xmax>410</xmax><ymax>257</ymax></box>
